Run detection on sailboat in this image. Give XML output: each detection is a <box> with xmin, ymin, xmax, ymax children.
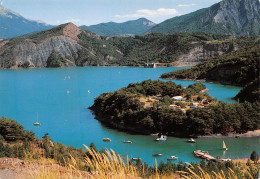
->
<box><xmin>33</xmin><ymin>113</ymin><xmax>41</xmax><ymax>126</ymax></box>
<box><xmin>223</xmin><ymin>140</ymin><xmax>228</xmax><ymax>150</ymax></box>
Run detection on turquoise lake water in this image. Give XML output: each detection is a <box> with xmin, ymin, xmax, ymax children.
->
<box><xmin>0</xmin><ymin>67</ymin><xmax>259</xmax><ymax>165</ymax></box>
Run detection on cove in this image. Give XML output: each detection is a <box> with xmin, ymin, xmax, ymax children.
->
<box><xmin>0</xmin><ymin>67</ymin><xmax>259</xmax><ymax>166</ymax></box>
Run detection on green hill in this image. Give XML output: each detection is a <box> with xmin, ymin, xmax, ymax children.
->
<box><xmin>80</xmin><ymin>18</ymin><xmax>155</xmax><ymax>36</ymax></box>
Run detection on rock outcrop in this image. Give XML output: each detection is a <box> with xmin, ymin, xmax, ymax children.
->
<box><xmin>174</xmin><ymin>42</ymin><xmax>237</xmax><ymax>66</ymax></box>
<box><xmin>0</xmin><ymin>36</ymin><xmax>81</xmax><ymax>68</ymax></box>
<box><xmin>0</xmin><ymin>23</ymin><xmax>119</xmax><ymax>68</ymax></box>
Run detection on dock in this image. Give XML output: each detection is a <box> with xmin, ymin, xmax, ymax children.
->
<box><xmin>193</xmin><ymin>150</ymin><xmax>216</xmax><ymax>160</ymax></box>
<box><xmin>193</xmin><ymin>150</ymin><xmax>232</xmax><ymax>162</ymax></box>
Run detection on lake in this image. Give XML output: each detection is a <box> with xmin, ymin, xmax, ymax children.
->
<box><xmin>0</xmin><ymin>67</ymin><xmax>259</xmax><ymax>165</ymax></box>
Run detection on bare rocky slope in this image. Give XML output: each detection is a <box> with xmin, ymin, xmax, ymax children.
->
<box><xmin>0</xmin><ymin>23</ymin><xmax>123</xmax><ymax>68</ymax></box>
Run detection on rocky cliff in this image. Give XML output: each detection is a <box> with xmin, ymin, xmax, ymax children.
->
<box><xmin>0</xmin><ymin>23</ymin><xmax>123</xmax><ymax>68</ymax></box>
<box><xmin>174</xmin><ymin>42</ymin><xmax>238</xmax><ymax>66</ymax></box>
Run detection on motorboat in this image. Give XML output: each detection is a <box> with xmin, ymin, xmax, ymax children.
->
<box><xmin>187</xmin><ymin>138</ymin><xmax>196</xmax><ymax>143</ymax></box>
<box><xmin>155</xmin><ymin>135</ymin><xmax>167</xmax><ymax>141</ymax></box>
<box><xmin>132</xmin><ymin>158</ymin><xmax>141</xmax><ymax>161</ymax></box>
<box><xmin>152</xmin><ymin>153</ymin><xmax>163</xmax><ymax>157</ymax></box>
<box><xmin>167</xmin><ymin>156</ymin><xmax>178</xmax><ymax>160</ymax></box>
<box><xmin>103</xmin><ymin>138</ymin><xmax>112</xmax><ymax>142</ymax></box>
<box><xmin>123</xmin><ymin>140</ymin><xmax>132</xmax><ymax>143</ymax></box>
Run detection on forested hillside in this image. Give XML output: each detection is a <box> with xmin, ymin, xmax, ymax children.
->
<box><xmin>80</xmin><ymin>18</ymin><xmax>155</xmax><ymax>36</ymax></box>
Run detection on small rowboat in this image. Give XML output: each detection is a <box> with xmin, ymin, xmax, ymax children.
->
<box><xmin>153</xmin><ymin>153</ymin><xmax>163</xmax><ymax>157</ymax></box>
<box><xmin>103</xmin><ymin>138</ymin><xmax>111</xmax><ymax>142</ymax></box>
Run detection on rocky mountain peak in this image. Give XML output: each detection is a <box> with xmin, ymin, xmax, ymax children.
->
<box><xmin>213</xmin><ymin>0</ymin><xmax>260</xmax><ymax>28</ymax></box>
<box><xmin>0</xmin><ymin>4</ymin><xmax>21</xmax><ymax>18</ymax></box>
<box><xmin>62</xmin><ymin>23</ymin><xmax>82</xmax><ymax>41</ymax></box>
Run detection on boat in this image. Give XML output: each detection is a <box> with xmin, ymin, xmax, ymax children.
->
<box><xmin>223</xmin><ymin>140</ymin><xmax>228</xmax><ymax>151</ymax></box>
<box><xmin>187</xmin><ymin>138</ymin><xmax>196</xmax><ymax>143</ymax></box>
<box><xmin>132</xmin><ymin>158</ymin><xmax>141</xmax><ymax>161</ymax></box>
<box><xmin>33</xmin><ymin>113</ymin><xmax>41</xmax><ymax>126</ymax></box>
<box><xmin>88</xmin><ymin>90</ymin><xmax>91</xmax><ymax>93</ymax></box>
<box><xmin>153</xmin><ymin>153</ymin><xmax>163</xmax><ymax>157</ymax></box>
<box><xmin>167</xmin><ymin>156</ymin><xmax>178</xmax><ymax>160</ymax></box>
<box><xmin>123</xmin><ymin>140</ymin><xmax>132</xmax><ymax>143</ymax></box>
<box><xmin>155</xmin><ymin>135</ymin><xmax>167</xmax><ymax>141</ymax></box>
<box><xmin>103</xmin><ymin>138</ymin><xmax>111</xmax><ymax>142</ymax></box>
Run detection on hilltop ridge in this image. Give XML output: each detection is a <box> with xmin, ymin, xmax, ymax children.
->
<box><xmin>80</xmin><ymin>18</ymin><xmax>156</xmax><ymax>36</ymax></box>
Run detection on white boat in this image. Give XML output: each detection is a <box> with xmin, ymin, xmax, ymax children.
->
<box><xmin>155</xmin><ymin>135</ymin><xmax>167</xmax><ymax>141</ymax></box>
<box><xmin>103</xmin><ymin>138</ymin><xmax>111</xmax><ymax>142</ymax></box>
<box><xmin>88</xmin><ymin>90</ymin><xmax>91</xmax><ymax>93</ymax></box>
<box><xmin>33</xmin><ymin>113</ymin><xmax>41</xmax><ymax>126</ymax></box>
<box><xmin>187</xmin><ymin>138</ymin><xmax>196</xmax><ymax>143</ymax></box>
<box><xmin>167</xmin><ymin>156</ymin><xmax>178</xmax><ymax>160</ymax></box>
<box><xmin>132</xmin><ymin>158</ymin><xmax>141</xmax><ymax>161</ymax></box>
<box><xmin>153</xmin><ymin>153</ymin><xmax>163</xmax><ymax>157</ymax></box>
<box><xmin>123</xmin><ymin>140</ymin><xmax>132</xmax><ymax>143</ymax></box>
<box><xmin>223</xmin><ymin>141</ymin><xmax>228</xmax><ymax>150</ymax></box>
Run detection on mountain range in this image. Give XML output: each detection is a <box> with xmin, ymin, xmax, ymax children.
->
<box><xmin>149</xmin><ymin>0</ymin><xmax>260</xmax><ymax>36</ymax></box>
<box><xmin>1</xmin><ymin>0</ymin><xmax>260</xmax><ymax>39</ymax></box>
<box><xmin>0</xmin><ymin>5</ymin><xmax>53</xmax><ymax>39</ymax></box>
<box><xmin>80</xmin><ymin>18</ymin><xmax>156</xmax><ymax>36</ymax></box>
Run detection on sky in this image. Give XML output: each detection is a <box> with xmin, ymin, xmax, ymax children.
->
<box><xmin>1</xmin><ymin>0</ymin><xmax>221</xmax><ymax>26</ymax></box>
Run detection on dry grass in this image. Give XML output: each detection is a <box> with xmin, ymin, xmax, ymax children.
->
<box><xmin>1</xmin><ymin>145</ymin><xmax>258</xmax><ymax>179</ymax></box>
<box><xmin>177</xmin><ymin>162</ymin><xmax>258</xmax><ymax>179</ymax></box>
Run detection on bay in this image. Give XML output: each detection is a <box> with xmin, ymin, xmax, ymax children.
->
<box><xmin>0</xmin><ymin>67</ymin><xmax>259</xmax><ymax>165</ymax></box>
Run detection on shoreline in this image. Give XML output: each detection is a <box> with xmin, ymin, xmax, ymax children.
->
<box><xmin>94</xmin><ymin>113</ymin><xmax>260</xmax><ymax>139</ymax></box>
<box><xmin>198</xmin><ymin>129</ymin><xmax>260</xmax><ymax>138</ymax></box>
<box><xmin>160</xmin><ymin>77</ymin><xmax>243</xmax><ymax>87</ymax></box>
<box><xmin>0</xmin><ymin>65</ymin><xmax>190</xmax><ymax>70</ymax></box>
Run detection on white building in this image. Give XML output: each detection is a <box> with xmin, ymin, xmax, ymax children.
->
<box><xmin>172</xmin><ymin>96</ymin><xmax>184</xmax><ymax>101</ymax></box>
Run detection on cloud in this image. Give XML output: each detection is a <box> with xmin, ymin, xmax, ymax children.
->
<box><xmin>64</xmin><ymin>19</ymin><xmax>80</xmax><ymax>23</ymax></box>
<box><xmin>177</xmin><ymin>3</ymin><xmax>196</xmax><ymax>7</ymax></box>
<box><xmin>115</xmin><ymin>8</ymin><xmax>179</xmax><ymax>18</ymax></box>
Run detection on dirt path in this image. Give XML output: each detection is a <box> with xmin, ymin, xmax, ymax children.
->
<box><xmin>0</xmin><ymin>158</ymin><xmax>91</xmax><ymax>179</ymax></box>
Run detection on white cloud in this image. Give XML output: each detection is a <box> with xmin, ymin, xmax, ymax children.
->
<box><xmin>64</xmin><ymin>19</ymin><xmax>80</xmax><ymax>23</ymax></box>
<box><xmin>177</xmin><ymin>3</ymin><xmax>196</xmax><ymax>7</ymax></box>
<box><xmin>115</xmin><ymin>8</ymin><xmax>179</xmax><ymax>18</ymax></box>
